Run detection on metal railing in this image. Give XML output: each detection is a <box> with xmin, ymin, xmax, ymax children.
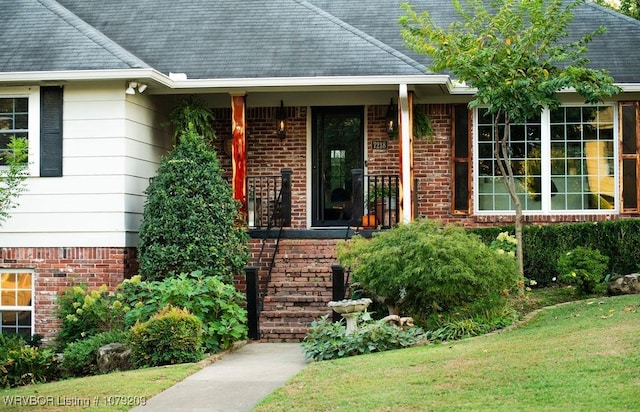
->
<box><xmin>351</xmin><ymin>169</ymin><xmax>400</xmax><ymax>229</ymax></box>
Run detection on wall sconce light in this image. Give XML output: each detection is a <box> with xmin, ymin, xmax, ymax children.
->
<box><xmin>276</xmin><ymin>100</ymin><xmax>287</xmax><ymax>139</ymax></box>
<box><xmin>125</xmin><ymin>81</ymin><xmax>148</xmax><ymax>95</ymax></box>
<box><xmin>385</xmin><ymin>98</ymin><xmax>397</xmax><ymax>138</ymax></box>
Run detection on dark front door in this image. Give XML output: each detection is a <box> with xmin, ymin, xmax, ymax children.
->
<box><xmin>311</xmin><ymin>106</ymin><xmax>364</xmax><ymax>227</ymax></box>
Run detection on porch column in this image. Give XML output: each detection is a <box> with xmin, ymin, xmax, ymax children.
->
<box><xmin>398</xmin><ymin>84</ymin><xmax>415</xmax><ymax>223</ymax></box>
<box><xmin>231</xmin><ymin>93</ymin><xmax>247</xmax><ymax>215</ymax></box>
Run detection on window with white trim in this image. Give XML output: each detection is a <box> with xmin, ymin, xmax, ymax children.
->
<box><xmin>475</xmin><ymin>105</ymin><xmax>616</xmax><ymax>213</ymax></box>
<box><xmin>0</xmin><ymin>97</ymin><xmax>29</xmax><ymax>164</ymax></box>
<box><xmin>0</xmin><ymin>270</ymin><xmax>33</xmax><ymax>338</ymax></box>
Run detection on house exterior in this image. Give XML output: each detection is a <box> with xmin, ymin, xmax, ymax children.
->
<box><xmin>2</xmin><ymin>0</ymin><xmax>640</xmax><ymax>341</ymax></box>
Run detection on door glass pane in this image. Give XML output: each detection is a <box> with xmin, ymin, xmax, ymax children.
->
<box><xmin>312</xmin><ymin>107</ymin><xmax>364</xmax><ymax>226</ymax></box>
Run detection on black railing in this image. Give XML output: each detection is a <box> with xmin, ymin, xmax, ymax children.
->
<box><xmin>245</xmin><ymin>169</ymin><xmax>291</xmax><ymax>340</ymax></box>
<box><xmin>351</xmin><ymin>169</ymin><xmax>399</xmax><ymax>229</ymax></box>
<box><xmin>246</xmin><ymin>169</ymin><xmax>292</xmax><ymax>229</ymax></box>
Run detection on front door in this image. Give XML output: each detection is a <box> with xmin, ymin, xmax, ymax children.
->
<box><xmin>311</xmin><ymin>106</ymin><xmax>364</xmax><ymax>227</ymax></box>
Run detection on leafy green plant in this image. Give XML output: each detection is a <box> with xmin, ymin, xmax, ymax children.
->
<box><xmin>54</xmin><ymin>284</ymin><xmax>127</xmax><ymax>351</ymax></box>
<box><xmin>0</xmin><ymin>334</ymin><xmax>59</xmax><ymax>388</ymax></box>
<box><xmin>129</xmin><ymin>305</ymin><xmax>204</xmax><ymax>368</ymax></box>
<box><xmin>118</xmin><ymin>271</ymin><xmax>247</xmax><ymax>353</ymax></box>
<box><xmin>137</xmin><ymin>125</ymin><xmax>249</xmax><ymax>283</ymax></box>
<box><xmin>302</xmin><ymin>315</ymin><xmax>425</xmax><ymax>361</ymax></box>
<box><xmin>166</xmin><ymin>96</ymin><xmax>216</xmax><ymax>143</ymax></box>
<box><xmin>413</xmin><ymin>107</ymin><xmax>433</xmax><ymax>142</ymax></box>
<box><xmin>61</xmin><ymin>331</ymin><xmax>128</xmax><ymax>377</ymax></box>
<box><xmin>489</xmin><ymin>231</ymin><xmax>517</xmax><ymax>257</ymax></box>
<box><xmin>557</xmin><ymin>246</ymin><xmax>609</xmax><ymax>295</ymax></box>
<box><xmin>337</xmin><ymin>218</ymin><xmax>520</xmax><ymax>319</ymax></box>
<box><xmin>0</xmin><ymin>136</ymin><xmax>29</xmax><ymax>227</ymax></box>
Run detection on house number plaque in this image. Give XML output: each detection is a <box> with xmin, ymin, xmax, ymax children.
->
<box><xmin>371</xmin><ymin>140</ymin><xmax>388</xmax><ymax>150</ymax></box>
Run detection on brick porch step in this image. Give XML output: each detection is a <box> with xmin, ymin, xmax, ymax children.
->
<box><xmin>259</xmin><ymin>325</ymin><xmax>311</xmax><ymax>342</ymax></box>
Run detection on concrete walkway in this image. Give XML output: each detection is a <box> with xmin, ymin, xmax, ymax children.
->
<box><xmin>130</xmin><ymin>343</ymin><xmax>309</xmax><ymax>412</ymax></box>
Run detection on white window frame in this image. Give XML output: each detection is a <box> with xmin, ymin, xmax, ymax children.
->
<box><xmin>473</xmin><ymin>103</ymin><xmax>618</xmax><ymax>215</ymax></box>
<box><xmin>0</xmin><ymin>269</ymin><xmax>35</xmax><ymax>337</ymax></box>
<box><xmin>0</xmin><ymin>87</ymin><xmax>41</xmax><ymax>177</ymax></box>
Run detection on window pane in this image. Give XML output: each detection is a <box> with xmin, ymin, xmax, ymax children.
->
<box><xmin>0</xmin><ymin>271</ymin><xmax>33</xmax><ymax>337</ymax></box>
<box><xmin>550</xmin><ymin>106</ymin><xmax>615</xmax><ymax>211</ymax></box>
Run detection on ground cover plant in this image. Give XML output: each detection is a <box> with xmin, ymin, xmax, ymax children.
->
<box><xmin>256</xmin><ymin>294</ymin><xmax>640</xmax><ymax>411</ymax></box>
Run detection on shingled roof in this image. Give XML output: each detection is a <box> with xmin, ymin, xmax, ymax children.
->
<box><xmin>3</xmin><ymin>0</ymin><xmax>640</xmax><ymax>83</ymax></box>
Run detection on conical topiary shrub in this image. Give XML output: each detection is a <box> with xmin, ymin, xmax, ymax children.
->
<box><xmin>137</xmin><ymin>125</ymin><xmax>248</xmax><ymax>282</ymax></box>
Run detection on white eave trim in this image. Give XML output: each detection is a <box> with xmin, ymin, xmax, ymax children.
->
<box><xmin>0</xmin><ymin>69</ymin><xmax>451</xmax><ymax>89</ymax></box>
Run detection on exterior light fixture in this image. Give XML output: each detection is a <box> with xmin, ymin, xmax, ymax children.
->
<box><xmin>385</xmin><ymin>98</ymin><xmax>397</xmax><ymax>138</ymax></box>
<box><xmin>276</xmin><ymin>100</ymin><xmax>287</xmax><ymax>139</ymax></box>
<box><xmin>125</xmin><ymin>81</ymin><xmax>148</xmax><ymax>94</ymax></box>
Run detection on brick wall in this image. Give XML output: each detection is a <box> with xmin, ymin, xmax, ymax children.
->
<box><xmin>0</xmin><ymin>247</ymin><xmax>137</xmax><ymax>341</ymax></box>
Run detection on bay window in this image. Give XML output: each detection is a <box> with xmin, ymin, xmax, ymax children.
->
<box><xmin>475</xmin><ymin>105</ymin><xmax>616</xmax><ymax>213</ymax></box>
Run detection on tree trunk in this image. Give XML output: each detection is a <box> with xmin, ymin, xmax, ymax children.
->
<box><xmin>494</xmin><ymin>113</ymin><xmax>525</xmax><ymax>295</ymax></box>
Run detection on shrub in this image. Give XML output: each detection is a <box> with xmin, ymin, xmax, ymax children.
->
<box><xmin>557</xmin><ymin>246</ymin><xmax>609</xmax><ymax>295</ymax></box>
<box><xmin>302</xmin><ymin>315</ymin><xmax>425</xmax><ymax>361</ymax></box>
<box><xmin>119</xmin><ymin>271</ymin><xmax>247</xmax><ymax>353</ymax></box>
<box><xmin>0</xmin><ymin>334</ymin><xmax>59</xmax><ymax>388</ymax></box>
<box><xmin>471</xmin><ymin>219</ymin><xmax>640</xmax><ymax>286</ymax></box>
<box><xmin>337</xmin><ymin>218</ymin><xmax>520</xmax><ymax>320</ymax></box>
<box><xmin>61</xmin><ymin>331</ymin><xmax>128</xmax><ymax>377</ymax></box>
<box><xmin>137</xmin><ymin>126</ymin><xmax>249</xmax><ymax>283</ymax></box>
<box><xmin>129</xmin><ymin>305</ymin><xmax>204</xmax><ymax>367</ymax></box>
<box><xmin>54</xmin><ymin>284</ymin><xmax>126</xmax><ymax>351</ymax></box>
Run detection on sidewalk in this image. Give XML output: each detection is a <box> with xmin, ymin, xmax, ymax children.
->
<box><xmin>130</xmin><ymin>343</ymin><xmax>309</xmax><ymax>412</ymax></box>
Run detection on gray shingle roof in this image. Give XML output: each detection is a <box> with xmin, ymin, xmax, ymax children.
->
<box><xmin>0</xmin><ymin>0</ymin><xmax>149</xmax><ymax>72</ymax></box>
<box><xmin>3</xmin><ymin>0</ymin><xmax>640</xmax><ymax>83</ymax></box>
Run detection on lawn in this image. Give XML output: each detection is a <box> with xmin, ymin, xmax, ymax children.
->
<box><xmin>1</xmin><ymin>291</ymin><xmax>638</xmax><ymax>411</ymax></box>
<box><xmin>255</xmin><ymin>294</ymin><xmax>640</xmax><ymax>411</ymax></box>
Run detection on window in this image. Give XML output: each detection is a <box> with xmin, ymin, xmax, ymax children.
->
<box><xmin>0</xmin><ymin>97</ymin><xmax>29</xmax><ymax>164</ymax></box>
<box><xmin>0</xmin><ymin>270</ymin><xmax>33</xmax><ymax>337</ymax></box>
<box><xmin>475</xmin><ymin>105</ymin><xmax>616</xmax><ymax>213</ymax></box>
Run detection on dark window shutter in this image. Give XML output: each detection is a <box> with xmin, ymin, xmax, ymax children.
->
<box><xmin>620</xmin><ymin>102</ymin><xmax>639</xmax><ymax>212</ymax></box>
<box><xmin>453</xmin><ymin>104</ymin><xmax>470</xmax><ymax>213</ymax></box>
<box><xmin>40</xmin><ymin>86</ymin><xmax>63</xmax><ymax>177</ymax></box>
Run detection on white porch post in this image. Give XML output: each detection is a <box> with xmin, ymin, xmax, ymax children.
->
<box><xmin>399</xmin><ymin>84</ymin><xmax>414</xmax><ymax>224</ymax></box>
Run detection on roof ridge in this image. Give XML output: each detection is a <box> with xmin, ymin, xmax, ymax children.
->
<box><xmin>585</xmin><ymin>2</ymin><xmax>640</xmax><ymax>27</ymax></box>
<box><xmin>293</xmin><ymin>0</ymin><xmax>428</xmax><ymax>74</ymax></box>
<box><xmin>36</xmin><ymin>0</ymin><xmax>150</xmax><ymax>69</ymax></box>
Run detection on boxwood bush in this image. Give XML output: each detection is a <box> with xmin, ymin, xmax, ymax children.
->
<box><xmin>471</xmin><ymin>219</ymin><xmax>640</xmax><ymax>286</ymax></box>
<box><xmin>61</xmin><ymin>330</ymin><xmax>128</xmax><ymax>377</ymax></box>
<box><xmin>129</xmin><ymin>305</ymin><xmax>204</xmax><ymax>368</ymax></box>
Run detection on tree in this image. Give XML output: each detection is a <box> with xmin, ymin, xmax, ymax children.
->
<box><xmin>137</xmin><ymin>124</ymin><xmax>249</xmax><ymax>283</ymax></box>
<box><xmin>0</xmin><ymin>137</ymin><xmax>29</xmax><ymax>226</ymax></box>
<box><xmin>594</xmin><ymin>0</ymin><xmax>640</xmax><ymax>20</ymax></box>
<box><xmin>400</xmin><ymin>0</ymin><xmax>620</xmax><ymax>284</ymax></box>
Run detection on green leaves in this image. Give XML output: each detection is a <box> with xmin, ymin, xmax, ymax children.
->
<box><xmin>400</xmin><ymin>0</ymin><xmax>621</xmax><ymax>124</ymax></box>
<box><xmin>138</xmin><ymin>125</ymin><xmax>249</xmax><ymax>283</ymax></box>
<box><xmin>0</xmin><ymin>136</ymin><xmax>29</xmax><ymax>226</ymax></box>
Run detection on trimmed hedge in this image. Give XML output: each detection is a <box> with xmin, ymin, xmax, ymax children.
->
<box><xmin>471</xmin><ymin>219</ymin><xmax>640</xmax><ymax>285</ymax></box>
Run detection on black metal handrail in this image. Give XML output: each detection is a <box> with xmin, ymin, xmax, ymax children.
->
<box><xmin>351</xmin><ymin>169</ymin><xmax>400</xmax><ymax>229</ymax></box>
<box><xmin>246</xmin><ymin>169</ymin><xmax>292</xmax><ymax>317</ymax></box>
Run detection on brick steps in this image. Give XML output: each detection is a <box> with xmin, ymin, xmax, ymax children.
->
<box><xmin>249</xmin><ymin>238</ymin><xmax>341</xmax><ymax>342</ymax></box>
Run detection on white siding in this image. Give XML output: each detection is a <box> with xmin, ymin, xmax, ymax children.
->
<box><xmin>0</xmin><ymin>82</ymin><xmax>172</xmax><ymax>247</ymax></box>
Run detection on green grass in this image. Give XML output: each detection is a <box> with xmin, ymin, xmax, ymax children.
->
<box><xmin>0</xmin><ymin>363</ymin><xmax>201</xmax><ymax>411</ymax></box>
<box><xmin>256</xmin><ymin>294</ymin><xmax>640</xmax><ymax>411</ymax></box>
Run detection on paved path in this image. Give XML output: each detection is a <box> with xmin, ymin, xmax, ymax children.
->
<box><xmin>130</xmin><ymin>343</ymin><xmax>309</xmax><ymax>412</ymax></box>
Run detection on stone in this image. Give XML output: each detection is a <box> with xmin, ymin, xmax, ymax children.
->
<box><xmin>608</xmin><ymin>273</ymin><xmax>640</xmax><ymax>296</ymax></box>
<box><xmin>96</xmin><ymin>342</ymin><xmax>132</xmax><ymax>373</ymax></box>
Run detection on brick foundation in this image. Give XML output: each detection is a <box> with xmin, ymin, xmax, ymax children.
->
<box><xmin>0</xmin><ymin>247</ymin><xmax>137</xmax><ymax>342</ymax></box>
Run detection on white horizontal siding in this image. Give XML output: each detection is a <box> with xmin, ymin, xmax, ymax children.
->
<box><xmin>0</xmin><ymin>82</ymin><xmax>170</xmax><ymax>248</ymax></box>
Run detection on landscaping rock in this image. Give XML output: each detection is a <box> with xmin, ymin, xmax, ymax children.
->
<box><xmin>608</xmin><ymin>274</ymin><xmax>640</xmax><ymax>295</ymax></box>
<box><xmin>97</xmin><ymin>342</ymin><xmax>132</xmax><ymax>373</ymax></box>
